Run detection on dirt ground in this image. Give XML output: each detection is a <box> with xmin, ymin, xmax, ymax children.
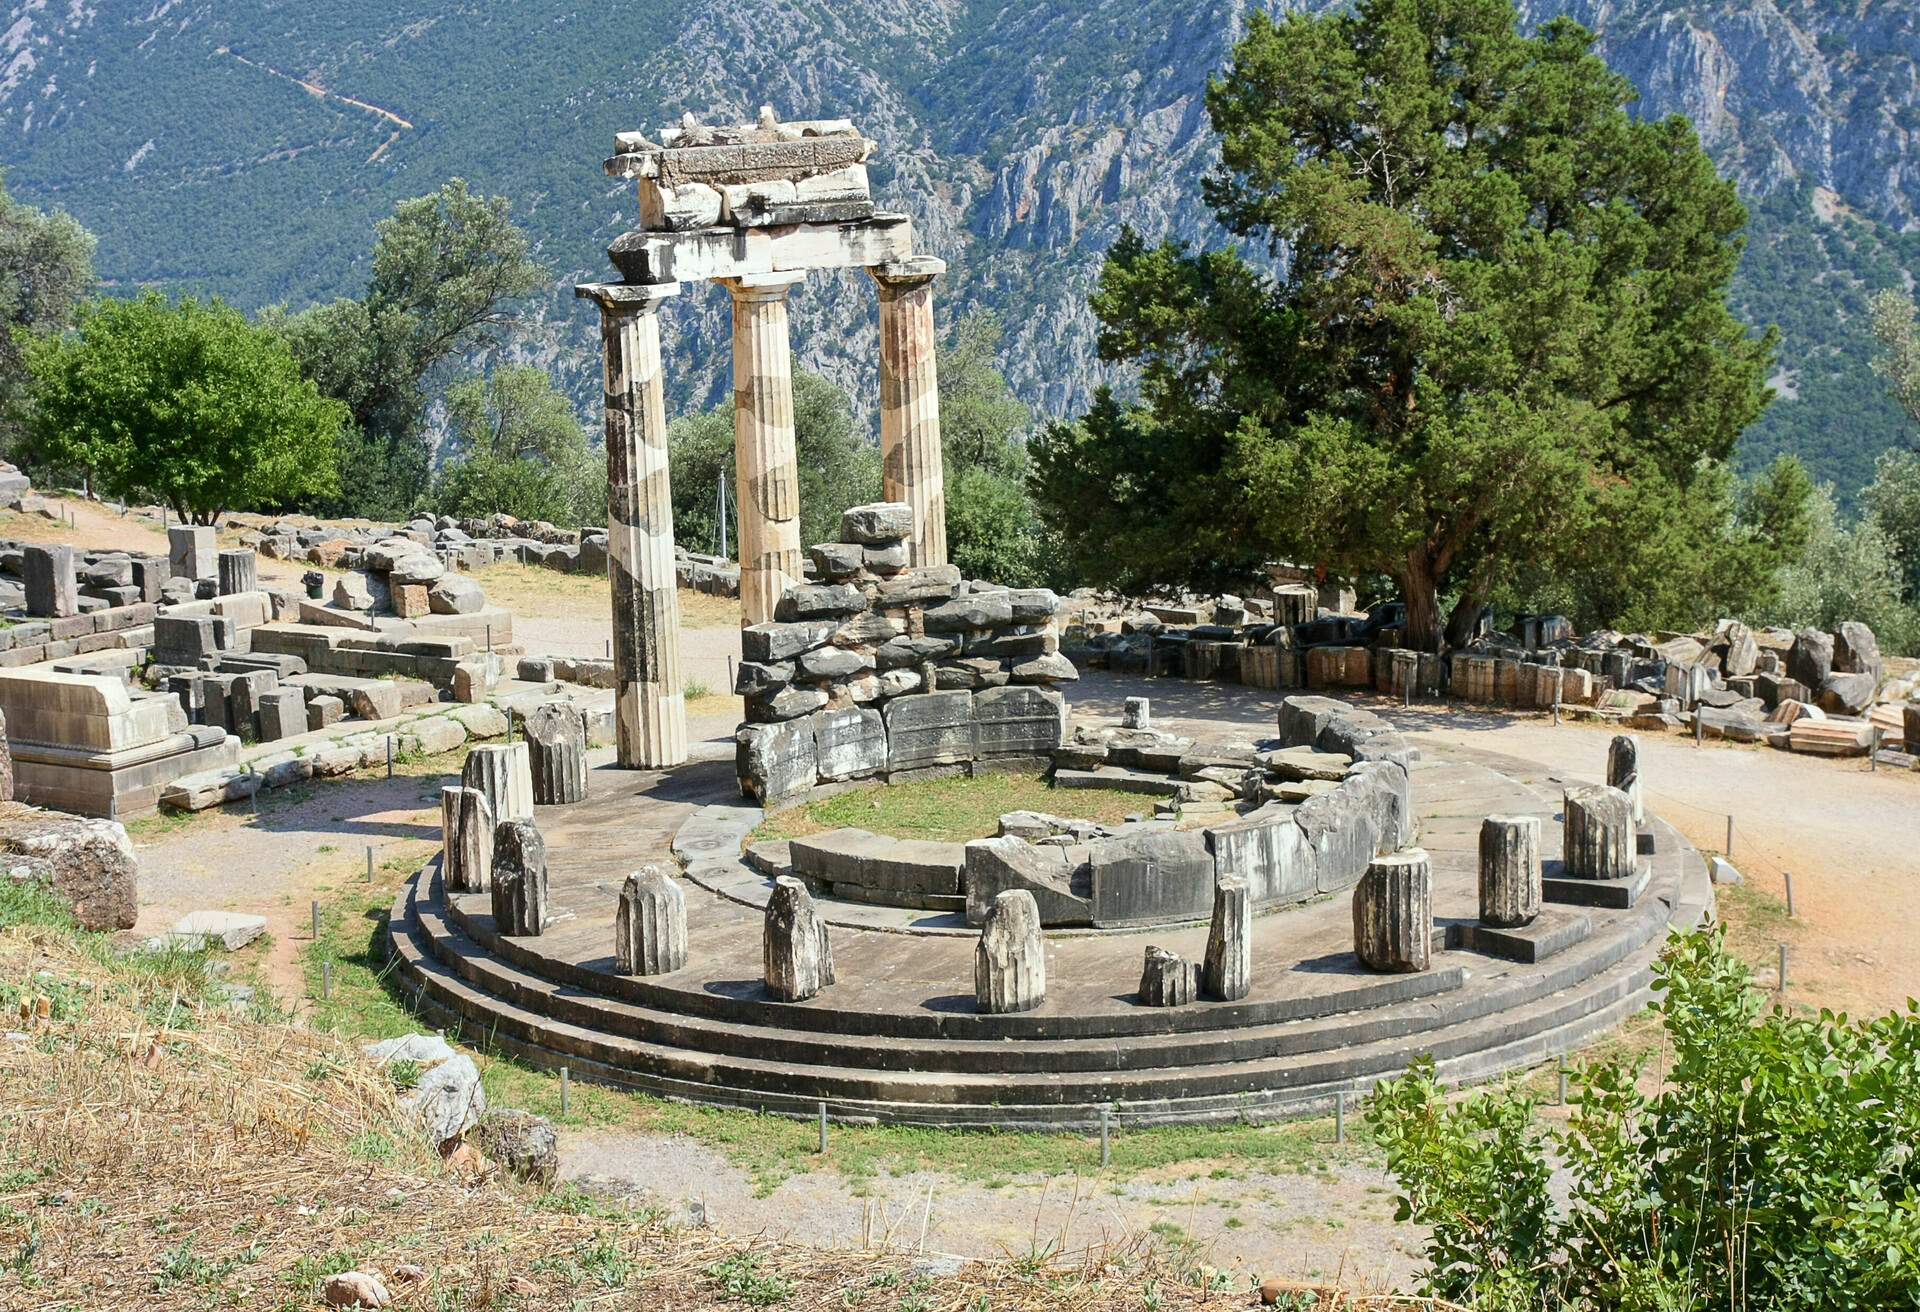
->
<box><xmin>28</xmin><ymin>502</ymin><xmax>1918</xmax><ymax>1286</ymax></box>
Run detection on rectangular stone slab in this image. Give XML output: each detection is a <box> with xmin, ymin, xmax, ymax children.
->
<box><xmin>883</xmin><ymin>691</ymin><xmax>974</xmax><ymax>772</ymax></box>
<box><xmin>974</xmin><ymin>686</ymin><xmax>1066</xmax><ymax>758</ymax></box>
<box><xmin>1089</xmin><ymin>831</ymin><xmax>1215</xmax><ymax>928</ymax></box>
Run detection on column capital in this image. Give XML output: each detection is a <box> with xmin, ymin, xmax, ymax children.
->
<box><xmin>575</xmin><ymin>281</ymin><xmax>681</xmax><ymax>314</ymax></box>
<box><xmin>718</xmin><ymin>271</ymin><xmax>808</xmax><ymax>303</ymax></box>
<box><xmin>867</xmin><ymin>255</ymin><xmax>945</xmax><ymax>293</ymax></box>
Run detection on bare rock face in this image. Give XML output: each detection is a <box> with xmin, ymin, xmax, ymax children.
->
<box><xmin>975</xmin><ymin>888</ymin><xmax>1046</xmax><ymax>1014</ymax></box>
<box><xmin>1353</xmin><ymin>849</ymin><xmax>1433</xmax><ymax>973</ymax></box>
<box><xmin>439</xmin><ymin>785</ymin><xmax>494</xmax><ymax>894</ymax></box>
<box><xmin>524</xmin><ymin>702</ymin><xmax>588</xmax><ymax>806</ymax></box>
<box><xmin>0</xmin><ymin>811</ymin><xmax>138</xmax><ymax>930</ymax></box>
<box><xmin>1201</xmin><ymin>876</ymin><xmax>1251</xmax><ymax>1001</ymax></box>
<box><xmin>490</xmin><ymin>819</ymin><xmax>550</xmax><ymax>936</ymax></box>
<box><xmin>1563</xmin><ymin>784</ymin><xmax>1635</xmax><ymax>881</ymax></box>
<box><xmin>615</xmin><ymin>865</ymin><xmax>688</xmax><ymax>976</ymax></box>
<box><xmin>1138</xmin><ymin>945</ymin><xmax>1197</xmax><ymax>1007</ymax></box>
<box><xmin>764</xmin><ymin>876</ymin><xmax>834</xmax><ymax>1002</ymax></box>
<box><xmin>1478</xmin><ymin>815</ymin><xmax>1542</xmax><ymax>928</ymax></box>
<box><xmin>1605</xmin><ymin>734</ymin><xmax>1643</xmax><ymax>824</ymax></box>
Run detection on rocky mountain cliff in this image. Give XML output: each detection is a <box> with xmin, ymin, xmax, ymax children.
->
<box><xmin>2</xmin><ymin>0</ymin><xmax>1916</xmax><ymax>491</ymax></box>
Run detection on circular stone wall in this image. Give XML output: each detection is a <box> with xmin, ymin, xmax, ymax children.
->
<box><xmin>386</xmin><ymin>739</ymin><xmax>1713</xmax><ymax>1129</ymax></box>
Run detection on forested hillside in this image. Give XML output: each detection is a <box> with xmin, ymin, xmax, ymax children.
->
<box><xmin>2</xmin><ymin>0</ymin><xmax>1916</xmax><ymax>494</ymax></box>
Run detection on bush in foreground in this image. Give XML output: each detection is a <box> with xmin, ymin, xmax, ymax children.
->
<box><xmin>1369</xmin><ymin>928</ymin><xmax>1920</xmax><ymax>1310</ymax></box>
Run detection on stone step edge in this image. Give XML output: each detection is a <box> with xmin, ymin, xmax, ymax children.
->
<box><xmin>389</xmin><ymin>898</ymin><xmax>1663</xmax><ymax>1117</ymax></box>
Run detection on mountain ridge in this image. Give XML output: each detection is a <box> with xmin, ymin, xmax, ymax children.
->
<box><xmin>3</xmin><ymin>0</ymin><xmax>1916</xmax><ymax>493</ymax></box>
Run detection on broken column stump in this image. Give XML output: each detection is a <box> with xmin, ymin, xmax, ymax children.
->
<box><xmin>1138</xmin><ymin>946</ymin><xmax>1197</xmax><ymax>1007</ymax></box>
<box><xmin>463</xmin><ymin>743</ymin><xmax>535</xmax><ymax>824</ymax></box>
<box><xmin>216</xmin><ymin>548</ymin><xmax>257</xmax><ymax>596</ymax></box>
<box><xmin>615</xmin><ymin>865</ymin><xmax>687</xmax><ymax>976</ymax></box>
<box><xmin>524</xmin><ymin>702</ymin><xmax>588</xmax><ymax>806</ymax></box>
<box><xmin>440</xmin><ymin>785</ymin><xmax>494</xmax><ymax>894</ymax></box>
<box><xmin>490</xmin><ymin>819</ymin><xmax>550</xmax><ymax>936</ymax></box>
<box><xmin>1563</xmin><ymin>784</ymin><xmax>1634</xmax><ymax>880</ymax></box>
<box><xmin>1606</xmin><ymin>734</ymin><xmax>1643</xmax><ymax>824</ymax></box>
<box><xmin>1478</xmin><ymin>814</ymin><xmax>1541</xmax><ymax>928</ymax></box>
<box><xmin>764</xmin><ymin>876</ymin><xmax>834</xmax><ymax>1002</ymax></box>
<box><xmin>1353</xmin><ymin>848</ymin><xmax>1433</xmax><ymax>973</ymax></box>
<box><xmin>1202</xmin><ymin>876</ymin><xmax>1251</xmax><ymax>1000</ymax></box>
<box><xmin>975</xmin><ymin>888</ymin><xmax>1046</xmax><ymax>1014</ymax></box>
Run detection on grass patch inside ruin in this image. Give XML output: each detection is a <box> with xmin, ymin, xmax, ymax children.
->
<box><xmin>752</xmin><ymin>772</ymin><xmax>1154</xmax><ymax>847</ymax></box>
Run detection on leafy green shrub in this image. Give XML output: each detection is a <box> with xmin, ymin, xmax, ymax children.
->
<box><xmin>1369</xmin><ymin>928</ymin><xmax>1920</xmax><ymax>1310</ymax></box>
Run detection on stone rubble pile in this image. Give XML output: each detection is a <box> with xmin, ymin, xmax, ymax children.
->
<box><xmin>1073</xmin><ymin>595</ymin><xmax>1917</xmax><ymax>768</ymax></box>
<box><xmin>735</xmin><ymin>502</ymin><xmax>1079</xmax><ymax>807</ymax></box>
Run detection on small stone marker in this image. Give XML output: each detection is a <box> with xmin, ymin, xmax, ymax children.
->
<box><xmin>764</xmin><ymin>876</ymin><xmax>834</xmax><ymax>1002</ymax></box>
<box><xmin>1122</xmin><ymin>696</ymin><xmax>1151</xmax><ymax>730</ymax></box>
<box><xmin>1605</xmin><ymin>734</ymin><xmax>1643</xmax><ymax>823</ymax></box>
<box><xmin>490</xmin><ymin>819</ymin><xmax>549</xmax><ymax>936</ymax></box>
<box><xmin>1202</xmin><ymin>875</ymin><xmax>1251</xmax><ymax>1000</ymax></box>
<box><xmin>975</xmin><ymin>888</ymin><xmax>1046</xmax><ymax>1014</ymax></box>
<box><xmin>1353</xmin><ymin>848</ymin><xmax>1433</xmax><ymax>973</ymax></box>
<box><xmin>1478</xmin><ymin>814</ymin><xmax>1542</xmax><ymax>927</ymax></box>
<box><xmin>463</xmin><ymin>743</ymin><xmax>534</xmax><ymax>823</ymax></box>
<box><xmin>1138</xmin><ymin>944</ymin><xmax>1197</xmax><ymax>1007</ymax></box>
<box><xmin>615</xmin><ymin>865</ymin><xmax>687</xmax><ymax>976</ymax></box>
<box><xmin>524</xmin><ymin>701</ymin><xmax>588</xmax><ymax>805</ymax></box>
<box><xmin>168</xmin><ymin>524</ymin><xmax>216</xmax><ymax>581</ymax></box>
<box><xmin>1562</xmin><ymin>784</ymin><xmax>1634</xmax><ymax>880</ymax></box>
<box><xmin>22</xmin><ymin>544</ymin><xmax>77</xmax><ymax>618</ymax></box>
<box><xmin>440</xmin><ymin>785</ymin><xmax>494</xmax><ymax>894</ymax></box>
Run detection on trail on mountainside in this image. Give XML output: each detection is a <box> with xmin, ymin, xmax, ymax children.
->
<box><xmin>215</xmin><ymin>45</ymin><xmax>415</xmax><ymax>156</ymax></box>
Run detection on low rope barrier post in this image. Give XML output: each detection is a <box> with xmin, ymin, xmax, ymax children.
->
<box><xmin>1334</xmin><ymin>1090</ymin><xmax>1346</xmax><ymax>1144</ymax></box>
<box><xmin>818</xmin><ymin>1101</ymin><xmax>829</xmax><ymax>1154</ymax></box>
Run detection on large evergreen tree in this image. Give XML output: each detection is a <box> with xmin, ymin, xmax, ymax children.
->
<box><xmin>1033</xmin><ymin>0</ymin><xmax>1779</xmax><ymax>648</ymax></box>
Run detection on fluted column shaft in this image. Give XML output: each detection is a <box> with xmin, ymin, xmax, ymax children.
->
<box><xmin>869</xmin><ymin>257</ymin><xmax>947</xmax><ymax>567</ymax></box>
<box><xmin>722</xmin><ymin>273</ymin><xmax>806</xmax><ymax>626</ymax></box>
<box><xmin>577</xmin><ymin>281</ymin><xmax>688</xmax><ymax>769</ymax></box>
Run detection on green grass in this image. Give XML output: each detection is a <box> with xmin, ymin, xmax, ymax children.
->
<box><xmin>752</xmin><ymin>772</ymin><xmax>1154</xmax><ymax>846</ymax></box>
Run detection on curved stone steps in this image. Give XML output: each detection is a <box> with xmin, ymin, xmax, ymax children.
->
<box><xmin>388</xmin><ymin>864</ymin><xmax>1683</xmax><ymax>1119</ymax></box>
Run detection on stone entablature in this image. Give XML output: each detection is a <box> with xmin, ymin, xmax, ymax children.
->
<box><xmin>735</xmin><ymin>504</ymin><xmax>1076</xmax><ymax>806</ymax></box>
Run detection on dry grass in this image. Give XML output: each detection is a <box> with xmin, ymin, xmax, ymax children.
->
<box><xmin>0</xmin><ymin>920</ymin><xmax>1452</xmax><ymax>1311</ymax></box>
<box><xmin>471</xmin><ymin>562</ymin><xmax>740</xmax><ymax>630</ymax></box>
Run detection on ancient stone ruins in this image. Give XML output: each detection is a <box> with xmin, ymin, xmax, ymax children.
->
<box><xmin>0</xmin><ymin>110</ymin><xmax>1906</xmax><ymax>1143</ymax></box>
<box><xmin>578</xmin><ymin>108</ymin><xmax>950</xmax><ymax>772</ymax></box>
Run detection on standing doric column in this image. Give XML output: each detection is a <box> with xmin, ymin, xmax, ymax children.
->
<box><xmin>868</xmin><ymin>256</ymin><xmax>947</xmax><ymax>567</ymax></box>
<box><xmin>720</xmin><ymin>272</ymin><xmax>807</xmax><ymax>627</ymax></box>
<box><xmin>575</xmin><ymin>281</ymin><xmax>688</xmax><ymax>769</ymax></box>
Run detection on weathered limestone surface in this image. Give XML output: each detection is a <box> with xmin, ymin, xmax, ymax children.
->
<box><xmin>577</xmin><ymin>282</ymin><xmax>688</xmax><ymax>768</ymax></box>
<box><xmin>1122</xmin><ymin>697</ymin><xmax>1151</xmax><ymax>730</ymax></box>
<box><xmin>1605</xmin><ymin>734</ymin><xmax>1643</xmax><ymax>823</ymax></box>
<box><xmin>463</xmin><ymin>743</ymin><xmax>534</xmax><ymax>825</ymax></box>
<box><xmin>168</xmin><ymin>525</ymin><xmax>216</xmax><ymax>581</ymax></box>
<box><xmin>870</xmin><ymin>257</ymin><xmax>947</xmax><ymax>566</ymax></box>
<box><xmin>440</xmin><ymin>785</ymin><xmax>494</xmax><ymax>894</ymax></box>
<box><xmin>975</xmin><ymin>888</ymin><xmax>1046</xmax><ymax>1014</ymax></box>
<box><xmin>764</xmin><ymin>875</ymin><xmax>834</xmax><ymax>1002</ymax></box>
<box><xmin>23</xmin><ymin>544</ymin><xmax>77</xmax><ymax>618</ymax></box>
<box><xmin>1353</xmin><ymin>848</ymin><xmax>1433</xmax><ymax>973</ymax></box>
<box><xmin>1138</xmin><ymin>945</ymin><xmax>1197</xmax><ymax>1007</ymax></box>
<box><xmin>524</xmin><ymin>702</ymin><xmax>588</xmax><ymax>806</ymax></box>
<box><xmin>1563</xmin><ymin>784</ymin><xmax>1635</xmax><ymax>881</ymax></box>
<box><xmin>1478</xmin><ymin>814</ymin><xmax>1541</xmax><ymax>927</ymax></box>
<box><xmin>1202</xmin><ymin>876</ymin><xmax>1251</xmax><ymax>1001</ymax></box>
<box><xmin>615</xmin><ymin>865</ymin><xmax>687</xmax><ymax>976</ymax></box>
<box><xmin>490</xmin><ymin>819</ymin><xmax>550</xmax><ymax>936</ymax></box>
<box><xmin>216</xmin><ymin>548</ymin><xmax>257</xmax><ymax>597</ymax></box>
<box><xmin>724</xmin><ymin>273</ymin><xmax>807</xmax><ymax>626</ymax></box>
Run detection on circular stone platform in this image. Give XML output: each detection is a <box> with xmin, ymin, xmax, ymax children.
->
<box><xmin>386</xmin><ymin>751</ymin><xmax>1713</xmax><ymax>1130</ymax></box>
